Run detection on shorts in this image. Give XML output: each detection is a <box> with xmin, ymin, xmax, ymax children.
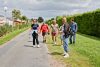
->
<box><xmin>51</xmin><ymin>32</ymin><xmax>57</xmax><ymax>36</ymax></box>
<box><xmin>42</xmin><ymin>32</ymin><xmax>47</xmax><ymax>36</ymax></box>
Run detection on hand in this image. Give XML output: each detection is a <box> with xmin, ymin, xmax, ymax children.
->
<box><xmin>48</xmin><ymin>32</ymin><xmax>50</xmax><ymax>35</ymax></box>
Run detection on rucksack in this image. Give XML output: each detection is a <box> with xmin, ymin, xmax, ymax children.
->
<box><xmin>63</xmin><ymin>23</ymin><xmax>70</xmax><ymax>38</ymax></box>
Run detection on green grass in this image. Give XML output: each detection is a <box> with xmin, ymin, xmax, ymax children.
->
<box><xmin>0</xmin><ymin>27</ymin><xmax>29</xmax><ymax>45</ymax></box>
<box><xmin>46</xmin><ymin>34</ymin><xmax>100</xmax><ymax>67</ymax></box>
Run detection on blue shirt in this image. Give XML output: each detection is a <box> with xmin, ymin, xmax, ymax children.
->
<box><xmin>70</xmin><ymin>22</ymin><xmax>77</xmax><ymax>32</ymax></box>
<box><xmin>31</xmin><ymin>24</ymin><xmax>39</xmax><ymax>33</ymax></box>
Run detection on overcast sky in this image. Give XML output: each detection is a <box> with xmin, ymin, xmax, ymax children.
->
<box><xmin>0</xmin><ymin>0</ymin><xmax>100</xmax><ymax>19</ymax></box>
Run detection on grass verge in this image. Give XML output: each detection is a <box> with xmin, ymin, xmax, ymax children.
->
<box><xmin>46</xmin><ymin>34</ymin><xmax>100</xmax><ymax>67</ymax></box>
<box><xmin>0</xmin><ymin>27</ymin><xmax>29</xmax><ymax>45</ymax></box>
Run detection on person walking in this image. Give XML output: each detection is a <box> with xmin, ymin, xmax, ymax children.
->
<box><xmin>69</xmin><ymin>18</ymin><xmax>78</xmax><ymax>44</ymax></box>
<box><xmin>60</xmin><ymin>17</ymin><xmax>70</xmax><ymax>58</ymax></box>
<box><xmin>31</xmin><ymin>19</ymin><xmax>40</xmax><ymax>48</ymax></box>
<box><xmin>51</xmin><ymin>19</ymin><xmax>59</xmax><ymax>45</ymax></box>
<box><xmin>40</xmin><ymin>22</ymin><xmax>50</xmax><ymax>43</ymax></box>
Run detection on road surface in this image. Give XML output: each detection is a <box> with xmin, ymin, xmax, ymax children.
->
<box><xmin>0</xmin><ymin>30</ymin><xmax>51</xmax><ymax>67</ymax></box>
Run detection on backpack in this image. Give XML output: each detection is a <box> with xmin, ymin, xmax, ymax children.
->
<box><xmin>63</xmin><ymin>23</ymin><xmax>70</xmax><ymax>38</ymax></box>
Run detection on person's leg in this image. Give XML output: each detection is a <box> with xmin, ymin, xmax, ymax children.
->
<box><xmin>42</xmin><ymin>32</ymin><xmax>45</xmax><ymax>42</ymax></box>
<box><xmin>36</xmin><ymin>33</ymin><xmax>39</xmax><ymax>45</ymax></box>
<box><xmin>42</xmin><ymin>32</ymin><xmax>46</xmax><ymax>43</ymax></box>
<box><xmin>35</xmin><ymin>33</ymin><xmax>40</xmax><ymax>47</ymax></box>
<box><xmin>51</xmin><ymin>32</ymin><xmax>54</xmax><ymax>42</ymax></box>
<box><xmin>32</xmin><ymin>33</ymin><xmax>36</xmax><ymax>47</ymax></box>
<box><xmin>55</xmin><ymin>36</ymin><xmax>56</xmax><ymax>42</ymax></box>
<box><xmin>52</xmin><ymin>36</ymin><xmax>55</xmax><ymax>44</ymax></box>
<box><xmin>60</xmin><ymin>35</ymin><xmax>63</xmax><ymax>45</ymax></box>
<box><xmin>73</xmin><ymin>34</ymin><xmax>76</xmax><ymax>44</ymax></box>
<box><xmin>69</xmin><ymin>35</ymin><xmax>72</xmax><ymax>44</ymax></box>
<box><xmin>54</xmin><ymin>34</ymin><xmax>57</xmax><ymax>45</ymax></box>
<box><xmin>63</xmin><ymin>38</ymin><xmax>69</xmax><ymax>53</ymax></box>
<box><xmin>63</xmin><ymin>37</ymin><xmax>69</xmax><ymax>58</ymax></box>
<box><xmin>44</xmin><ymin>33</ymin><xmax>47</xmax><ymax>42</ymax></box>
<box><xmin>52</xmin><ymin>34</ymin><xmax>54</xmax><ymax>43</ymax></box>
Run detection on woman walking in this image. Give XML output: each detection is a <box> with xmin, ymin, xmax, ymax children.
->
<box><xmin>31</xmin><ymin>19</ymin><xmax>40</xmax><ymax>48</ymax></box>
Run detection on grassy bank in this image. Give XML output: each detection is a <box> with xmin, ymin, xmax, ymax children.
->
<box><xmin>0</xmin><ymin>27</ymin><xmax>29</xmax><ymax>45</ymax></box>
<box><xmin>47</xmin><ymin>34</ymin><xmax>100</xmax><ymax>67</ymax></box>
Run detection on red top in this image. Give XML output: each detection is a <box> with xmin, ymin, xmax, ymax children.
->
<box><xmin>40</xmin><ymin>24</ymin><xmax>49</xmax><ymax>32</ymax></box>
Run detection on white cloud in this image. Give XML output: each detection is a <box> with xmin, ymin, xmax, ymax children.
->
<box><xmin>0</xmin><ymin>0</ymin><xmax>100</xmax><ymax>18</ymax></box>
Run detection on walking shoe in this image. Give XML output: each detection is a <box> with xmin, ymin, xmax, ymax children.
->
<box><xmin>64</xmin><ymin>53</ymin><xmax>69</xmax><ymax>58</ymax></box>
<box><xmin>54</xmin><ymin>42</ymin><xmax>57</xmax><ymax>45</ymax></box>
<box><xmin>33</xmin><ymin>45</ymin><xmax>36</xmax><ymax>48</ymax></box>
<box><xmin>37</xmin><ymin>45</ymin><xmax>39</xmax><ymax>48</ymax></box>
<box><xmin>43</xmin><ymin>40</ymin><xmax>44</xmax><ymax>43</ymax></box>
<box><xmin>73</xmin><ymin>42</ymin><xmax>75</xmax><ymax>44</ymax></box>
<box><xmin>62</xmin><ymin>53</ymin><xmax>66</xmax><ymax>56</ymax></box>
<box><xmin>62</xmin><ymin>51</ymin><xmax>67</xmax><ymax>56</ymax></box>
<box><xmin>44</xmin><ymin>40</ymin><xmax>46</xmax><ymax>43</ymax></box>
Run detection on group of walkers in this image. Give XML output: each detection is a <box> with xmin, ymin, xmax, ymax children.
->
<box><xmin>31</xmin><ymin>17</ymin><xmax>77</xmax><ymax>58</ymax></box>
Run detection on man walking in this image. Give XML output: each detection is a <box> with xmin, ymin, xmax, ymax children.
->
<box><xmin>60</xmin><ymin>17</ymin><xmax>70</xmax><ymax>58</ymax></box>
<box><xmin>69</xmin><ymin>18</ymin><xmax>78</xmax><ymax>44</ymax></box>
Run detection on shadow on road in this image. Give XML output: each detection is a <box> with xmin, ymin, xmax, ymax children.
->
<box><xmin>24</xmin><ymin>45</ymin><xmax>33</xmax><ymax>47</ymax></box>
<box><xmin>27</xmin><ymin>41</ymin><xmax>33</xmax><ymax>42</ymax></box>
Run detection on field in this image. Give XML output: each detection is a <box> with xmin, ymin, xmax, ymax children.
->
<box><xmin>47</xmin><ymin>34</ymin><xmax>100</xmax><ymax>67</ymax></box>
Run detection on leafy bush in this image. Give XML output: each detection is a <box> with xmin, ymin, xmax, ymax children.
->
<box><xmin>46</xmin><ymin>9</ymin><xmax>100</xmax><ymax>37</ymax></box>
<box><xmin>0</xmin><ymin>23</ymin><xmax>30</xmax><ymax>37</ymax></box>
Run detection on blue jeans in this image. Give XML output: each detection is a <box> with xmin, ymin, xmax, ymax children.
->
<box><xmin>69</xmin><ymin>34</ymin><xmax>76</xmax><ymax>44</ymax></box>
<box><xmin>62</xmin><ymin>36</ymin><xmax>69</xmax><ymax>52</ymax></box>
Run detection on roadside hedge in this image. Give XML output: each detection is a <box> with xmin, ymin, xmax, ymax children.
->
<box><xmin>46</xmin><ymin>9</ymin><xmax>100</xmax><ymax>37</ymax></box>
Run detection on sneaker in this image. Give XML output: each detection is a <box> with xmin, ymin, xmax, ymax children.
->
<box><xmin>43</xmin><ymin>40</ymin><xmax>44</xmax><ymax>43</ymax></box>
<box><xmin>62</xmin><ymin>53</ymin><xmax>66</xmax><ymax>56</ymax></box>
<box><xmin>64</xmin><ymin>53</ymin><xmax>69</xmax><ymax>58</ymax></box>
<box><xmin>37</xmin><ymin>45</ymin><xmax>40</xmax><ymax>48</ymax></box>
<box><xmin>73</xmin><ymin>42</ymin><xmax>75</xmax><ymax>44</ymax></box>
<box><xmin>62</xmin><ymin>51</ymin><xmax>67</xmax><ymax>56</ymax></box>
<box><xmin>54</xmin><ymin>42</ymin><xmax>57</xmax><ymax>45</ymax></box>
<box><xmin>33</xmin><ymin>45</ymin><xmax>36</xmax><ymax>48</ymax></box>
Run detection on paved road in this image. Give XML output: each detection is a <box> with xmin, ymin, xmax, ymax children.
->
<box><xmin>0</xmin><ymin>30</ymin><xmax>51</xmax><ymax>67</ymax></box>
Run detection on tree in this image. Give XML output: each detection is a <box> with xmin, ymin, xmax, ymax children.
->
<box><xmin>37</xmin><ymin>17</ymin><xmax>44</xmax><ymax>23</ymax></box>
<box><xmin>21</xmin><ymin>15</ymin><xmax>27</xmax><ymax>21</ymax></box>
<box><xmin>12</xmin><ymin>9</ymin><xmax>21</xmax><ymax>21</ymax></box>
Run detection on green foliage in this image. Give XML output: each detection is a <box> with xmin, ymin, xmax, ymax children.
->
<box><xmin>47</xmin><ymin>34</ymin><xmax>100</xmax><ymax>67</ymax></box>
<box><xmin>0</xmin><ymin>27</ymin><xmax>29</xmax><ymax>45</ymax></box>
<box><xmin>46</xmin><ymin>9</ymin><xmax>100</xmax><ymax>37</ymax></box>
<box><xmin>12</xmin><ymin>9</ymin><xmax>21</xmax><ymax>20</ymax></box>
<box><xmin>0</xmin><ymin>23</ymin><xmax>30</xmax><ymax>37</ymax></box>
<box><xmin>56</xmin><ymin>16</ymin><xmax>63</xmax><ymax>26</ymax></box>
<box><xmin>21</xmin><ymin>15</ymin><xmax>28</xmax><ymax>21</ymax></box>
<box><xmin>0</xmin><ymin>23</ymin><xmax>12</xmax><ymax>37</ymax></box>
<box><xmin>73</xmin><ymin>9</ymin><xmax>100</xmax><ymax>37</ymax></box>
